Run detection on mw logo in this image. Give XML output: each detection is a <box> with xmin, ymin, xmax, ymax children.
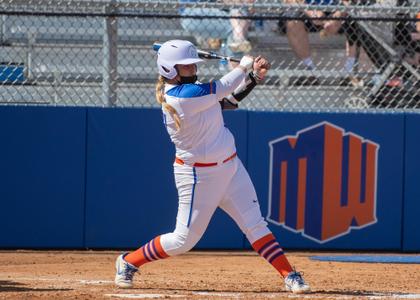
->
<box><xmin>267</xmin><ymin>121</ymin><xmax>379</xmax><ymax>243</ymax></box>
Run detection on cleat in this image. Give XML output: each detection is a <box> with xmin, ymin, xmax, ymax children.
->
<box><xmin>284</xmin><ymin>270</ymin><xmax>311</xmax><ymax>294</ymax></box>
<box><xmin>115</xmin><ymin>253</ymin><xmax>138</xmax><ymax>288</ymax></box>
<box><xmin>228</xmin><ymin>39</ymin><xmax>252</xmax><ymax>53</ymax></box>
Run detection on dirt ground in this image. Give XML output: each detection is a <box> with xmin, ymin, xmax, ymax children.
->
<box><xmin>0</xmin><ymin>250</ymin><xmax>419</xmax><ymax>300</ymax></box>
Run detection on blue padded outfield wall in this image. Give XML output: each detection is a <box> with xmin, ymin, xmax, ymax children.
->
<box><xmin>0</xmin><ymin>106</ymin><xmax>86</xmax><ymax>248</ymax></box>
<box><xmin>403</xmin><ymin>113</ymin><xmax>420</xmax><ymax>251</ymax></box>
<box><xmin>0</xmin><ymin>106</ymin><xmax>419</xmax><ymax>251</ymax></box>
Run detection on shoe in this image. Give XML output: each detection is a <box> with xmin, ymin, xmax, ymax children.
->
<box><xmin>291</xmin><ymin>76</ymin><xmax>319</xmax><ymax>86</ymax></box>
<box><xmin>339</xmin><ymin>76</ymin><xmax>364</xmax><ymax>88</ymax></box>
<box><xmin>195</xmin><ymin>37</ymin><xmax>222</xmax><ymax>50</ymax></box>
<box><xmin>284</xmin><ymin>270</ymin><xmax>311</xmax><ymax>294</ymax></box>
<box><xmin>115</xmin><ymin>253</ymin><xmax>138</xmax><ymax>288</ymax></box>
<box><xmin>228</xmin><ymin>38</ymin><xmax>252</xmax><ymax>53</ymax></box>
<box><xmin>207</xmin><ymin>38</ymin><xmax>222</xmax><ymax>50</ymax></box>
<box><xmin>385</xmin><ymin>76</ymin><xmax>404</xmax><ymax>88</ymax></box>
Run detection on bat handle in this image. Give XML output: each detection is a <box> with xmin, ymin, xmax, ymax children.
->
<box><xmin>152</xmin><ymin>43</ymin><xmax>161</xmax><ymax>52</ymax></box>
<box><xmin>228</xmin><ymin>57</ymin><xmax>240</xmax><ymax>63</ymax></box>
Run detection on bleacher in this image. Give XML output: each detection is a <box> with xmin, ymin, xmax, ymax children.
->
<box><xmin>0</xmin><ymin>0</ymin><xmax>418</xmax><ymax>109</ymax></box>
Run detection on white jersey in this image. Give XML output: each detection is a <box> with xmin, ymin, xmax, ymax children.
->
<box><xmin>162</xmin><ymin>68</ymin><xmax>247</xmax><ymax>165</ymax></box>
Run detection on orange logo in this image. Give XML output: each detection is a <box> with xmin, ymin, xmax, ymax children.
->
<box><xmin>268</xmin><ymin>122</ymin><xmax>379</xmax><ymax>243</ymax></box>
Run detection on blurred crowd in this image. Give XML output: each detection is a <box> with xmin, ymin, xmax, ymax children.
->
<box><xmin>179</xmin><ymin>0</ymin><xmax>420</xmax><ymax>73</ymax></box>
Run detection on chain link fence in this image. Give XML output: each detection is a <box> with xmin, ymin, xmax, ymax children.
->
<box><xmin>0</xmin><ymin>0</ymin><xmax>419</xmax><ymax>110</ymax></box>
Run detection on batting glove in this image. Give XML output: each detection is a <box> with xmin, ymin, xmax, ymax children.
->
<box><xmin>239</xmin><ymin>56</ymin><xmax>254</xmax><ymax>73</ymax></box>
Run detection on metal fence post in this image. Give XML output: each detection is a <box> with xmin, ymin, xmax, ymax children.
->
<box><xmin>0</xmin><ymin>15</ymin><xmax>5</xmax><ymax>45</ymax></box>
<box><xmin>103</xmin><ymin>0</ymin><xmax>118</xmax><ymax>107</ymax></box>
<box><xmin>26</xmin><ymin>31</ymin><xmax>36</xmax><ymax>80</ymax></box>
<box><xmin>53</xmin><ymin>70</ymin><xmax>62</xmax><ymax>104</ymax></box>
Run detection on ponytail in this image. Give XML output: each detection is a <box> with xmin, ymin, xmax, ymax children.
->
<box><xmin>155</xmin><ymin>75</ymin><xmax>181</xmax><ymax>130</ymax></box>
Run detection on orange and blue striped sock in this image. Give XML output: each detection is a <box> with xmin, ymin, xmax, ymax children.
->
<box><xmin>124</xmin><ymin>235</ymin><xmax>169</xmax><ymax>268</ymax></box>
<box><xmin>252</xmin><ymin>233</ymin><xmax>293</xmax><ymax>277</ymax></box>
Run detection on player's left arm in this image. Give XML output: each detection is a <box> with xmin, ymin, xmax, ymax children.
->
<box><xmin>219</xmin><ymin>72</ymin><xmax>258</xmax><ymax>110</ymax></box>
<box><xmin>219</xmin><ymin>56</ymin><xmax>270</xmax><ymax>110</ymax></box>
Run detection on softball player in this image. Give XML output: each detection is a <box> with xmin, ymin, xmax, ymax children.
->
<box><xmin>115</xmin><ymin>40</ymin><xmax>310</xmax><ymax>294</ymax></box>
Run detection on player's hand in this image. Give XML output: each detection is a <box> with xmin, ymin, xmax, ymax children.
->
<box><xmin>253</xmin><ymin>56</ymin><xmax>271</xmax><ymax>81</ymax></box>
<box><xmin>239</xmin><ymin>55</ymin><xmax>254</xmax><ymax>73</ymax></box>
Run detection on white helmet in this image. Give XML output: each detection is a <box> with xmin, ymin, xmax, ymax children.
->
<box><xmin>157</xmin><ymin>40</ymin><xmax>204</xmax><ymax>79</ymax></box>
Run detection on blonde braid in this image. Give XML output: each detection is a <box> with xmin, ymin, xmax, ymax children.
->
<box><xmin>155</xmin><ymin>75</ymin><xmax>181</xmax><ymax>130</ymax></box>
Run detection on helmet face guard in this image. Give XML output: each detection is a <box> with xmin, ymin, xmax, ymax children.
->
<box><xmin>157</xmin><ymin>40</ymin><xmax>204</xmax><ymax>79</ymax></box>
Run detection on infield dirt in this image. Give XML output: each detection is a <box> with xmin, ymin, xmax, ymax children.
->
<box><xmin>0</xmin><ymin>250</ymin><xmax>419</xmax><ymax>299</ymax></box>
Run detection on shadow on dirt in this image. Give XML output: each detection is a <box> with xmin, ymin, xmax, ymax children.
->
<box><xmin>136</xmin><ymin>286</ymin><xmax>418</xmax><ymax>298</ymax></box>
<box><xmin>315</xmin><ymin>289</ymin><xmax>416</xmax><ymax>298</ymax></box>
<box><xmin>0</xmin><ymin>280</ymin><xmax>72</xmax><ymax>293</ymax></box>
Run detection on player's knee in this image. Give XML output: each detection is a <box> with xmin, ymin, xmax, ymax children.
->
<box><xmin>173</xmin><ymin>233</ymin><xmax>195</xmax><ymax>252</ymax></box>
<box><xmin>163</xmin><ymin>231</ymin><xmax>200</xmax><ymax>256</ymax></box>
<box><xmin>244</xmin><ymin>217</ymin><xmax>271</xmax><ymax>244</ymax></box>
<box><xmin>236</xmin><ymin>204</ymin><xmax>271</xmax><ymax>243</ymax></box>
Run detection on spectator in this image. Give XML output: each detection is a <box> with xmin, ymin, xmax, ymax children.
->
<box><xmin>224</xmin><ymin>0</ymin><xmax>256</xmax><ymax>53</ymax></box>
<box><xmin>279</xmin><ymin>0</ymin><xmax>357</xmax><ymax>72</ymax></box>
<box><xmin>342</xmin><ymin>4</ymin><xmax>420</xmax><ymax>107</ymax></box>
<box><xmin>417</xmin><ymin>11</ymin><xmax>420</xmax><ymax>33</ymax></box>
<box><xmin>401</xmin><ymin>10</ymin><xmax>420</xmax><ymax>66</ymax></box>
<box><xmin>414</xmin><ymin>10</ymin><xmax>420</xmax><ymax>63</ymax></box>
<box><xmin>179</xmin><ymin>0</ymin><xmax>252</xmax><ymax>53</ymax></box>
<box><xmin>115</xmin><ymin>39</ymin><xmax>311</xmax><ymax>294</ymax></box>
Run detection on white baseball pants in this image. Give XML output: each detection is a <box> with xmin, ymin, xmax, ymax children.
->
<box><xmin>160</xmin><ymin>156</ymin><xmax>271</xmax><ymax>256</ymax></box>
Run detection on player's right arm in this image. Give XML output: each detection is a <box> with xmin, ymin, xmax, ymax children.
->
<box><xmin>220</xmin><ymin>56</ymin><xmax>271</xmax><ymax>110</ymax></box>
<box><xmin>168</xmin><ymin>56</ymin><xmax>254</xmax><ymax>115</ymax></box>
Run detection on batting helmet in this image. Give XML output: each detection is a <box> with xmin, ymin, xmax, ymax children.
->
<box><xmin>157</xmin><ymin>40</ymin><xmax>204</xmax><ymax>79</ymax></box>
